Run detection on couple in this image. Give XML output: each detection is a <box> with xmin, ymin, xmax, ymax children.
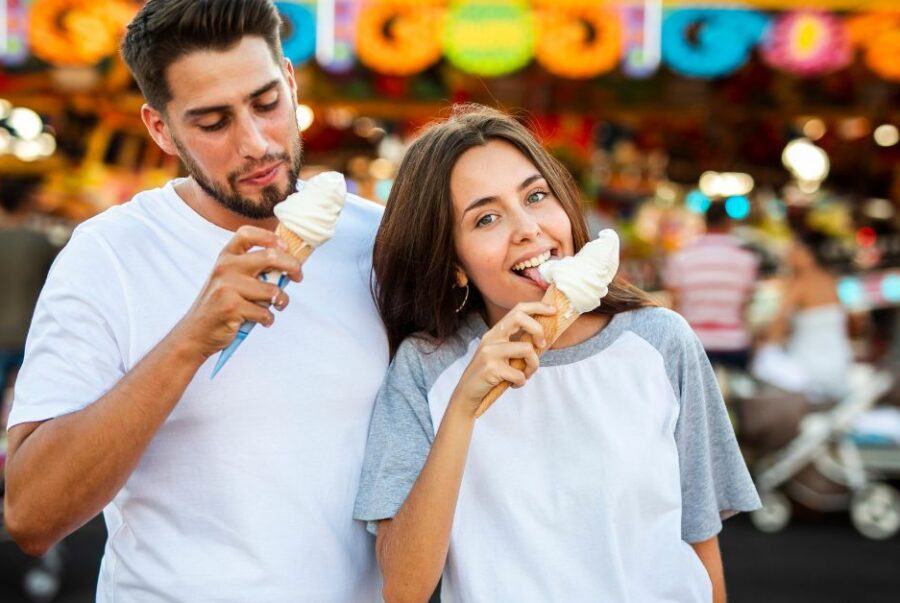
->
<box><xmin>3</xmin><ymin>1</ymin><xmax>758</xmax><ymax>602</ymax></box>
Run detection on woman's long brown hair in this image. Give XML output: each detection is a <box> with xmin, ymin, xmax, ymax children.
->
<box><xmin>374</xmin><ymin>104</ymin><xmax>656</xmax><ymax>359</ymax></box>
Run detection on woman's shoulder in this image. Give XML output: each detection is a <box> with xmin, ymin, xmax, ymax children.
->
<box><xmin>619</xmin><ymin>306</ymin><xmax>700</xmax><ymax>354</ymax></box>
<box><xmin>392</xmin><ymin>315</ymin><xmax>485</xmax><ymax>380</ymax></box>
<box><xmin>625</xmin><ymin>305</ymin><xmax>693</xmax><ymax>334</ymax></box>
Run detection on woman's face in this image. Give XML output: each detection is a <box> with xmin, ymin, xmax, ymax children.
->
<box><xmin>450</xmin><ymin>139</ymin><xmax>574</xmax><ymax>326</ymax></box>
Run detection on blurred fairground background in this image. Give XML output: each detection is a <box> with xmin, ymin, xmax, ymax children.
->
<box><xmin>2</xmin><ymin>0</ymin><xmax>900</xmax><ymax>601</ymax></box>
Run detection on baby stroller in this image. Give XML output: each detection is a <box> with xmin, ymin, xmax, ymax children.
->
<box><xmin>726</xmin><ymin>364</ymin><xmax>900</xmax><ymax>540</ymax></box>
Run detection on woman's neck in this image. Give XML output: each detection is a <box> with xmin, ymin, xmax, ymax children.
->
<box><xmin>551</xmin><ymin>312</ymin><xmax>611</xmax><ymax>349</ymax></box>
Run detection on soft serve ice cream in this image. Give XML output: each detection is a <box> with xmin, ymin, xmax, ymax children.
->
<box><xmin>537</xmin><ymin>229</ymin><xmax>620</xmax><ymax>313</ymax></box>
<box><xmin>274</xmin><ymin>171</ymin><xmax>347</xmax><ymax>249</ymax></box>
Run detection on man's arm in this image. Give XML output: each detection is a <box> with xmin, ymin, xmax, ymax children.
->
<box><xmin>3</xmin><ymin>226</ymin><xmax>300</xmax><ymax>556</ymax></box>
<box><xmin>692</xmin><ymin>536</ymin><xmax>726</xmax><ymax>603</ymax></box>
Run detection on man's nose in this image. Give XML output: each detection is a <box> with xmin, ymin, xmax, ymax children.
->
<box><xmin>235</xmin><ymin>114</ymin><xmax>269</xmax><ymax>158</ymax></box>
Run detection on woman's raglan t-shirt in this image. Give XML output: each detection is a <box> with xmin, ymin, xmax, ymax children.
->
<box><xmin>354</xmin><ymin>306</ymin><xmax>760</xmax><ymax>603</ymax></box>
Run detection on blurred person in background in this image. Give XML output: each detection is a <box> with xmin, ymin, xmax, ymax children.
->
<box><xmin>0</xmin><ymin>176</ymin><xmax>57</xmax><ymax>426</ymax></box>
<box><xmin>664</xmin><ymin>200</ymin><xmax>759</xmax><ymax>370</ymax></box>
<box><xmin>3</xmin><ymin>1</ymin><xmax>387</xmax><ymax>601</ymax></box>
<box><xmin>751</xmin><ymin>230</ymin><xmax>852</xmax><ymax>402</ymax></box>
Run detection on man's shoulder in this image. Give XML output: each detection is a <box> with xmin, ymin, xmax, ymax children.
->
<box><xmin>340</xmin><ymin>192</ymin><xmax>383</xmax><ymax>232</ymax></box>
<box><xmin>73</xmin><ymin>185</ymin><xmax>171</xmax><ymax>239</ymax></box>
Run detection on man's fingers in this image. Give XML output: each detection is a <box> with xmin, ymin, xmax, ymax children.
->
<box><xmin>233</xmin><ymin>277</ymin><xmax>288</xmax><ymax>308</ymax></box>
<box><xmin>223</xmin><ymin>225</ymin><xmax>287</xmax><ymax>256</ymax></box>
<box><xmin>229</xmin><ymin>247</ymin><xmax>302</xmax><ymax>281</ymax></box>
<box><xmin>238</xmin><ymin>298</ymin><xmax>276</xmax><ymax>327</ymax></box>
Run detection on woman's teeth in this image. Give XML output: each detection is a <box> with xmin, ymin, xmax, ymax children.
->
<box><xmin>512</xmin><ymin>250</ymin><xmax>552</xmax><ymax>272</ymax></box>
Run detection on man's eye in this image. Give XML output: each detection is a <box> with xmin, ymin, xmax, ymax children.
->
<box><xmin>257</xmin><ymin>99</ymin><xmax>279</xmax><ymax>112</ymax></box>
<box><xmin>199</xmin><ymin>119</ymin><xmax>227</xmax><ymax>132</ymax></box>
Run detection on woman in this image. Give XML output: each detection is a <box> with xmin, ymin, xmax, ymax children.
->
<box><xmin>354</xmin><ymin>104</ymin><xmax>759</xmax><ymax>602</ymax></box>
<box><xmin>752</xmin><ymin>230</ymin><xmax>853</xmax><ymax>402</ymax></box>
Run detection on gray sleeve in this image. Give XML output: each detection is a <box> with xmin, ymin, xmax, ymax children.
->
<box><xmin>670</xmin><ymin>317</ymin><xmax>761</xmax><ymax>542</ymax></box>
<box><xmin>354</xmin><ymin>338</ymin><xmax>435</xmax><ymax>533</ymax></box>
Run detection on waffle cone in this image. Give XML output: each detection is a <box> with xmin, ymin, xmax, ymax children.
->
<box><xmin>475</xmin><ymin>284</ymin><xmax>579</xmax><ymax>418</ymax></box>
<box><xmin>276</xmin><ymin>223</ymin><xmax>315</xmax><ymax>264</ymax></box>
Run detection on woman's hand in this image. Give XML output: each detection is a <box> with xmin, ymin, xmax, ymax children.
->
<box><xmin>452</xmin><ymin>302</ymin><xmax>556</xmax><ymax>416</ymax></box>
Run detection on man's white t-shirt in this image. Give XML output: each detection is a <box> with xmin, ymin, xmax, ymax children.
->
<box><xmin>10</xmin><ymin>180</ymin><xmax>388</xmax><ymax>602</ymax></box>
<box><xmin>355</xmin><ymin>308</ymin><xmax>760</xmax><ymax>603</ymax></box>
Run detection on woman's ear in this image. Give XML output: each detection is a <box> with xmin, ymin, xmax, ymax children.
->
<box><xmin>455</xmin><ymin>267</ymin><xmax>468</xmax><ymax>288</ymax></box>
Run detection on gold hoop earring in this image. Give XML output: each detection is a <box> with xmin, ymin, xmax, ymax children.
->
<box><xmin>454</xmin><ymin>283</ymin><xmax>470</xmax><ymax>314</ymax></box>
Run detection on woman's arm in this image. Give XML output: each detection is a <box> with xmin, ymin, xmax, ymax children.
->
<box><xmin>691</xmin><ymin>536</ymin><xmax>726</xmax><ymax>603</ymax></box>
<box><xmin>376</xmin><ymin>400</ymin><xmax>475</xmax><ymax>603</ymax></box>
<box><xmin>375</xmin><ymin>302</ymin><xmax>554</xmax><ymax>603</ymax></box>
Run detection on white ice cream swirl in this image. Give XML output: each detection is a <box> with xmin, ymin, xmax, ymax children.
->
<box><xmin>537</xmin><ymin>229</ymin><xmax>620</xmax><ymax>313</ymax></box>
<box><xmin>273</xmin><ymin>171</ymin><xmax>346</xmax><ymax>247</ymax></box>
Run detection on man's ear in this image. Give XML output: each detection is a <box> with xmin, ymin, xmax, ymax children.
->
<box><xmin>283</xmin><ymin>58</ymin><xmax>297</xmax><ymax>99</ymax></box>
<box><xmin>141</xmin><ymin>103</ymin><xmax>178</xmax><ymax>156</ymax></box>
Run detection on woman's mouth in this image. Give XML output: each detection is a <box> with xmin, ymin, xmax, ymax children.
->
<box><xmin>511</xmin><ymin>249</ymin><xmax>557</xmax><ymax>290</ymax></box>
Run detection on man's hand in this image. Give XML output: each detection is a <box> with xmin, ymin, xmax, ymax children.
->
<box><xmin>177</xmin><ymin>225</ymin><xmax>303</xmax><ymax>359</ymax></box>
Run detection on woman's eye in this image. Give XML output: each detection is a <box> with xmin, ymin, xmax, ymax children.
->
<box><xmin>476</xmin><ymin>214</ymin><xmax>496</xmax><ymax>227</ymax></box>
<box><xmin>526</xmin><ymin>190</ymin><xmax>547</xmax><ymax>204</ymax></box>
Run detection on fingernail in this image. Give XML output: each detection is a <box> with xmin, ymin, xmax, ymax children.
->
<box><xmin>277</xmin><ymin>238</ymin><xmax>288</xmax><ymax>251</ymax></box>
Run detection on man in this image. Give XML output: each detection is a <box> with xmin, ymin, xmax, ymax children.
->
<box><xmin>665</xmin><ymin>200</ymin><xmax>759</xmax><ymax>370</ymax></box>
<box><xmin>3</xmin><ymin>1</ymin><xmax>388</xmax><ymax>601</ymax></box>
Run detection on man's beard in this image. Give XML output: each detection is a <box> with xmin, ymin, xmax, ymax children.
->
<box><xmin>174</xmin><ymin>135</ymin><xmax>303</xmax><ymax>220</ymax></box>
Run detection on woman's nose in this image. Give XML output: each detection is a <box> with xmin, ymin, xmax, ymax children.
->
<box><xmin>510</xmin><ymin>208</ymin><xmax>541</xmax><ymax>241</ymax></box>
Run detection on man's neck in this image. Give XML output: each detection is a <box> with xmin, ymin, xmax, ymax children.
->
<box><xmin>174</xmin><ymin>178</ymin><xmax>278</xmax><ymax>232</ymax></box>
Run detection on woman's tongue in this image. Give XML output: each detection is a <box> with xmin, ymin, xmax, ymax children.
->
<box><xmin>518</xmin><ymin>266</ymin><xmax>550</xmax><ymax>290</ymax></box>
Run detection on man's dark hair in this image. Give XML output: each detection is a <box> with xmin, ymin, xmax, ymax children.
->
<box><xmin>705</xmin><ymin>200</ymin><xmax>730</xmax><ymax>229</ymax></box>
<box><xmin>121</xmin><ymin>0</ymin><xmax>284</xmax><ymax>112</ymax></box>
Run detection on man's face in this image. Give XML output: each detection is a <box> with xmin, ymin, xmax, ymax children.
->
<box><xmin>160</xmin><ymin>36</ymin><xmax>302</xmax><ymax>219</ymax></box>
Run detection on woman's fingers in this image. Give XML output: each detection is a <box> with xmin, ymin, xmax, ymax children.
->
<box><xmin>521</xmin><ymin>346</ymin><xmax>540</xmax><ymax>378</ymax></box>
<box><xmin>484</xmin><ymin>341</ymin><xmax>539</xmax><ymax>382</ymax></box>
<box><xmin>494</xmin><ymin>362</ymin><xmax>527</xmax><ymax>389</ymax></box>
<box><xmin>483</xmin><ymin>302</ymin><xmax>556</xmax><ymax>346</ymax></box>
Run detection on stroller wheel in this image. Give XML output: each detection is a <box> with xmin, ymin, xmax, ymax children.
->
<box><xmin>850</xmin><ymin>483</ymin><xmax>900</xmax><ymax>541</ymax></box>
<box><xmin>751</xmin><ymin>490</ymin><xmax>791</xmax><ymax>533</ymax></box>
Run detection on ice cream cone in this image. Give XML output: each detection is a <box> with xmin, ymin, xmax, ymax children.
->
<box><xmin>275</xmin><ymin>222</ymin><xmax>314</xmax><ymax>264</ymax></box>
<box><xmin>211</xmin><ymin>172</ymin><xmax>346</xmax><ymax>378</ymax></box>
<box><xmin>474</xmin><ymin>284</ymin><xmax>580</xmax><ymax>418</ymax></box>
